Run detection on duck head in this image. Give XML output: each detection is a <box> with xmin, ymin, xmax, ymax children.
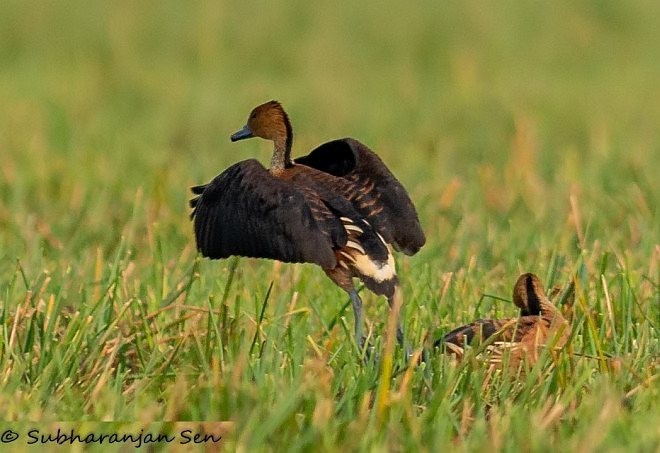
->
<box><xmin>231</xmin><ymin>101</ymin><xmax>293</xmax><ymax>148</ymax></box>
<box><xmin>513</xmin><ymin>273</ymin><xmax>544</xmax><ymax>316</ymax></box>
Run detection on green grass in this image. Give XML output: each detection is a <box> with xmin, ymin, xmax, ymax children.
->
<box><xmin>0</xmin><ymin>0</ymin><xmax>658</xmax><ymax>450</ymax></box>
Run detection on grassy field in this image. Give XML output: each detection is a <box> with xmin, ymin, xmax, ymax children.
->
<box><xmin>0</xmin><ymin>0</ymin><xmax>658</xmax><ymax>450</ymax></box>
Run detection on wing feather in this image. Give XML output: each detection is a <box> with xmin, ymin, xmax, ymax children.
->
<box><xmin>438</xmin><ymin>319</ymin><xmax>504</xmax><ymax>348</ymax></box>
<box><xmin>436</xmin><ymin>317</ymin><xmax>539</xmax><ymax>350</ymax></box>
<box><xmin>190</xmin><ymin>159</ymin><xmax>337</xmax><ymax>268</ymax></box>
<box><xmin>295</xmin><ymin>138</ymin><xmax>425</xmax><ymax>255</ymax></box>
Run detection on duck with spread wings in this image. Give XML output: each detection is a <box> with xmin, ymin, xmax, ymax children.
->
<box><xmin>190</xmin><ymin>101</ymin><xmax>425</xmax><ymax>352</ymax></box>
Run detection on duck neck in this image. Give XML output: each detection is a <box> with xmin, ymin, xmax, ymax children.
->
<box><xmin>270</xmin><ymin>113</ymin><xmax>294</xmax><ymax>170</ymax></box>
<box><xmin>271</xmin><ymin>139</ymin><xmax>292</xmax><ymax>170</ymax></box>
<box><xmin>523</xmin><ymin>274</ymin><xmax>543</xmax><ymax>316</ymax></box>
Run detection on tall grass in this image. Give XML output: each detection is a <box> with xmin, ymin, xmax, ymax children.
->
<box><xmin>0</xmin><ymin>0</ymin><xmax>658</xmax><ymax>450</ymax></box>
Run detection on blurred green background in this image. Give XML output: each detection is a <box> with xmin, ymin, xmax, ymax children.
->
<box><xmin>1</xmin><ymin>0</ymin><xmax>657</xmax><ymax>264</ymax></box>
<box><xmin>0</xmin><ymin>0</ymin><xmax>658</xmax><ymax>449</ymax></box>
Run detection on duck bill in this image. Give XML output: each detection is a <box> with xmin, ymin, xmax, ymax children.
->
<box><xmin>230</xmin><ymin>124</ymin><xmax>254</xmax><ymax>142</ymax></box>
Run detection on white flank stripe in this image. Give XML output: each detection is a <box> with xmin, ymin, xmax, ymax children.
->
<box><xmin>492</xmin><ymin>342</ymin><xmax>519</xmax><ymax>348</ymax></box>
<box><xmin>344</xmin><ymin>224</ymin><xmax>363</xmax><ymax>233</ymax></box>
<box><xmin>346</xmin><ymin>240</ymin><xmax>366</xmax><ymax>254</ymax></box>
<box><xmin>339</xmin><ymin>251</ymin><xmax>355</xmax><ymax>262</ymax></box>
<box><xmin>445</xmin><ymin>343</ymin><xmax>464</xmax><ymax>355</ymax></box>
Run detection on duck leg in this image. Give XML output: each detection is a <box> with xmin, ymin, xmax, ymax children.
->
<box><xmin>324</xmin><ymin>267</ymin><xmax>372</xmax><ymax>355</ymax></box>
<box><xmin>388</xmin><ymin>297</ymin><xmax>404</xmax><ymax>347</ymax></box>
<box><xmin>348</xmin><ymin>289</ymin><xmax>366</xmax><ymax>351</ymax></box>
<box><xmin>387</xmin><ymin>286</ymin><xmax>411</xmax><ymax>358</ymax></box>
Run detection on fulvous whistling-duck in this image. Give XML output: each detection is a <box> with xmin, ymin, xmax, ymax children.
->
<box><xmin>190</xmin><ymin>101</ymin><xmax>425</xmax><ymax>352</ymax></box>
<box><xmin>436</xmin><ymin>273</ymin><xmax>570</xmax><ymax>369</ymax></box>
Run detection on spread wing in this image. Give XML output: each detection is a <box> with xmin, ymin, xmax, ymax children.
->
<box><xmin>189</xmin><ymin>159</ymin><xmax>340</xmax><ymax>268</ymax></box>
<box><xmin>295</xmin><ymin>138</ymin><xmax>425</xmax><ymax>255</ymax></box>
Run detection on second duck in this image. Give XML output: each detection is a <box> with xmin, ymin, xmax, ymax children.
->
<box><xmin>436</xmin><ymin>273</ymin><xmax>570</xmax><ymax>369</ymax></box>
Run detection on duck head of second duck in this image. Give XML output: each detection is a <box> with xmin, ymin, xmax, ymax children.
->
<box><xmin>512</xmin><ymin>272</ymin><xmax>557</xmax><ymax>317</ymax></box>
<box><xmin>230</xmin><ymin>100</ymin><xmax>293</xmax><ymax>170</ymax></box>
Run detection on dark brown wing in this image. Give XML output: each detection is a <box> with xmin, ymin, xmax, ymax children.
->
<box><xmin>288</xmin><ymin>168</ymin><xmax>390</xmax><ymax>262</ymax></box>
<box><xmin>295</xmin><ymin>138</ymin><xmax>425</xmax><ymax>255</ymax></box>
<box><xmin>436</xmin><ymin>317</ymin><xmax>538</xmax><ymax>349</ymax></box>
<box><xmin>436</xmin><ymin>319</ymin><xmax>504</xmax><ymax>349</ymax></box>
<box><xmin>190</xmin><ymin>159</ymin><xmax>340</xmax><ymax>268</ymax></box>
